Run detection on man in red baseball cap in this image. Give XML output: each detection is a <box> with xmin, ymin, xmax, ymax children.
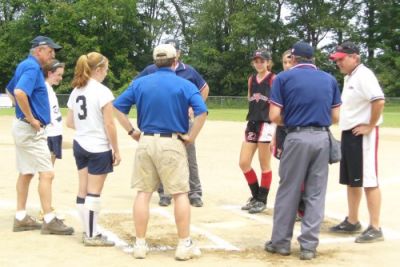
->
<box><xmin>329</xmin><ymin>41</ymin><xmax>385</xmax><ymax>244</ymax></box>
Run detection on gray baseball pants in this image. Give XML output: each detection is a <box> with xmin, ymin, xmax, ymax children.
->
<box><xmin>270</xmin><ymin>129</ymin><xmax>329</xmax><ymax>252</ymax></box>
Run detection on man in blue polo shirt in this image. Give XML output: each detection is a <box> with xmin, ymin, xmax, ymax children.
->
<box><xmin>265</xmin><ymin>41</ymin><xmax>341</xmax><ymax>260</ymax></box>
<box><xmin>6</xmin><ymin>36</ymin><xmax>74</xmax><ymax>235</ymax></box>
<box><xmin>113</xmin><ymin>44</ymin><xmax>207</xmax><ymax>260</ymax></box>
<box><xmin>135</xmin><ymin>39</ymin><xmax>209</xmax><ymax>208</ymax></box>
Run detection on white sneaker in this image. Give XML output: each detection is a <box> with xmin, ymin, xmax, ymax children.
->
<box><xmin>133</xmin><ymin>242</ymin><xmax>149</xmax><ymax>259</ymax></box>
<box><xmin>83</xmin><ymin>234</ymin><xmax>115</xmax><ymax>247</ymax></box>
<box><xmin>175</xmin><ymin>240</ymin><xmax>201</xmax><ymax>261</ymax></box>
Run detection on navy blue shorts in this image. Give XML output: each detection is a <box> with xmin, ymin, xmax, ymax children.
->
<box><xmin>73</xmin><ymin>140</ymin><xmax>113</xmax><ymax>175</ymax></box>
<box><xmin>47</xmin><ymin>135</ymin><xmax>62</xmax><ymax>159</ymax></box>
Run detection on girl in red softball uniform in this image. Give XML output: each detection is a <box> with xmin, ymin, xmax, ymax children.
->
<box><xmin>239</xmin><ymin>49</ymin><xmax>276</xmax><ymax>214</ymax></box>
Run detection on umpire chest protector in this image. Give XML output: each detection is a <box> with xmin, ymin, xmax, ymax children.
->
<box><xmin>246</xmin><ymin>73</ymin><xmax>274</xmax><ymax>122</ymax></box>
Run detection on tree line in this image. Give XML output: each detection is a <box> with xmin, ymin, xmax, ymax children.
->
<box><xmin>0</xmin><ymin>0</ymin><xmax>399</xmax><ymax>96</ymax></box>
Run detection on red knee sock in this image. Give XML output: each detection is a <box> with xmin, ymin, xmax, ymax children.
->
<box><xmin>261</xmin><ymin>171</ymin><xmax>272</xmax><ymax>189</ymax></box>
<box><xmin>244</xmin><ymin>169</ymin><xmax>258</xmax><ymax>198</ymax></box>
<box><xmin>244</xmin><ymin>169</ymin><xmax>258</xmax><ymax>185</ymax></box>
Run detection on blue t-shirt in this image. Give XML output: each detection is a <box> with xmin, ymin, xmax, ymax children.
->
<box><xmin>114</xmin><ymin>68</ymin><xmax>208</xmax><ymax>133</ymax></box>
<box><xmin>6</xmin><ymin>55</ymin><xmax>50</xmax><ymax>125</ymax></box>
<box><xmin>135</xmin><ymin>62</ymin><xmax>207</xmax><ymax>91</ymax></box>
<box><xmin>270</xmin><ymin>64</ymin><xmax>341</xmax><ymax>127</ymax></box>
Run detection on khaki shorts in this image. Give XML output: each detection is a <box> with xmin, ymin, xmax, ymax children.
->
<box><xmin>132</xmin><ymin>134</ymin><xmax>189</xmax><ymax>194</ymax></box>
<box><xmin>12</xmin><ymin>119</ymin><xmax>53</xmax><ymax>174</ymax></box>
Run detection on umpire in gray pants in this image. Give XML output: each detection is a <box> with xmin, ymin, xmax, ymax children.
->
<box><xmin>265</xmin><ymin>41</ymin><xmax>341</xmax><ymax>260</ymax></box>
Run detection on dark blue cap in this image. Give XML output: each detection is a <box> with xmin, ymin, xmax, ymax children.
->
<box><xmin>164</xmin><ymin>39</ymin><xmax>180</xmax><ymax>50</ymax></box>
<box><xmin>31</xmin><ymin>36</ymin><xmax>62</xmax><ymax>51</ymax></box>
<box><xmin>291</xmin><ymin>41</ymin><xmax>314</xmax><ymax>58</ymax></box>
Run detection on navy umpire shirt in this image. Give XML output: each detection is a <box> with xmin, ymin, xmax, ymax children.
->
<box><xmin>270</xmin><ymin>64</ymin><xmax>341</xmax><ymax>127</ymax></box>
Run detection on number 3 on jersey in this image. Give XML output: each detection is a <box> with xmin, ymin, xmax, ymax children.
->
<box><xmin>76</xmin><ymin>95</ymin><xmax>87</xmax><ymax>120</ymax></box>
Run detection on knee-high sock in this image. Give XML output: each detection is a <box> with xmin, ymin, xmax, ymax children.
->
<box><xmin>244</xmin><ymin>169</ymin><xmax>259</xmax><ymax>198</ymax></box>
<box><xmin>85</xmin><ymin>193</ymin><xmax>101</xmax><ymax>238</ymax></box>
<box><xmin>258</xmin><ymin>171</ymin><xmax>272</xmax><ymax>203</ymax></box>
<box><xmin>76</xmin><ymin>196</ymin><xmax>87</xmax><ymax>234</ymax></box>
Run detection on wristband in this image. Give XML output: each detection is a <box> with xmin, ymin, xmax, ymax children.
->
<box><xmin>128</xmin><ymin>128</ymin><xmax>135</xmax><ymax>135</ymax></box>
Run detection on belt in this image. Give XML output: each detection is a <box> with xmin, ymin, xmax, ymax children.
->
<box><xmin>143</xmin><ymin>133</ymin><xmax>184</xmax><ymax>141</ymax></box>
<box><xmin>143</xmin><ymin>133</ymin><xmax>175</xmax><ymax>137</ymax></box>
<box><xmin>18</xmin><ymin>117</ymin><xmax>45</xmax><ymax>128</ymax></box>
<box><xmin>287</xmin><ymin>126</ymin><xmax>328</xmax><ymax>133</ymax></box>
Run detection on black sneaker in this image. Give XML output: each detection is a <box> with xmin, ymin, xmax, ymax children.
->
<box><xmin>300</xmin><ymin>249</ymin><xmax>316</xmax><ymax>260</ymax></box>
<box><xmin>329</xmin><ymin>217</ymin><xmax>362</xmax><ymax>233</ymax></box>
<box><xmin>248</xmin><ymin>200</ymin><xmax>266</xmax><ymax>214</ymax></box>
<box><xmin>159</xmin><ymin>197</ymin><xmax>171</xmax><ymax>207</ymax></box>
<box><xmin>264</xmin><ymin>241</ymin><xmax>290</xmax><ymax>256</ymax></box>
<box><xmin>295</xmin><ymin>213</ymin><xmax>303</xmax><ymax>222</ymax></box>
<box><xmin>190</xmin><ymin>198</ymin><xmax>203</xmax><ymax>207</ymax></box>
<box><xmin>355</xmin><ymin>225</ymin><xmax>384</xmax><ymax>243</ymax></box>
<box><xmin>241</xmin><ymin>197</ymin><xmax>256</xmax><ymax>210</ymax></box>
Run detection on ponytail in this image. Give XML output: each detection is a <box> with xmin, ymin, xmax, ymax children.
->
<box><xmin>71</xmin><ymin>55</ymin><xmax>92</xmax><ymax>88</ymax></box>
<box><xmin>71</xmin><ymin>52</ymin><xmax>108</xmax><ymax>88</ymax></box>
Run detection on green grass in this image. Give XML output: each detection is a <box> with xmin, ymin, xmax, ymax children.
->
<box><xmin>1</xmin><ymin>106</ymin><xmax>399</xmax><ymax>127</ymax></box>
<box><xmin>207</xmin><ymin>109</ymin><xmax>247</xmax><ymax>121</ymax></box>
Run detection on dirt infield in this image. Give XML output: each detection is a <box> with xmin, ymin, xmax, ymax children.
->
<box><xmin>1</xmin><ymin>115</ymin><xmax>399</xmax><ymax>267</ymax></box>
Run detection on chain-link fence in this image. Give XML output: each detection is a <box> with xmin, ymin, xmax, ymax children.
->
<box><xmin>56</xmin><ymin>94</ymin><xmax>249</xmax><ymax>109</ymax></box>
<box><xmin>56</xmin><ymin>94</ymin><xmax>400</xmax><ymax>109</ymax></box>
<box><xmin>205</xmin><ymin>96</ymin><xmax>248</xmax><ymax>109</ymax></box>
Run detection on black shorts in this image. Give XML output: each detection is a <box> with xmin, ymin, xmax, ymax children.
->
<box><xmin>244</xmin><ymin>121</ymin><xmax>274</xmax><ymax>143</ymax></box>
<box><xmin>47</xmin><ymin>135</ymin><xmax>62</xmax><ymax>159</ymax></box>
<box><xmin>273</xmin><ymin>126</ymin><xmax>287</xmax><ymax>159</ymax></box>
<box><xmin>73</xmin><ymin>140</ymin><xmax>113</xmax><ymax>175</ymax></box>
<box><xmin>340</xmin><ymin>130</ymin><xmax>363</xmax><ymax>187</ymax></box>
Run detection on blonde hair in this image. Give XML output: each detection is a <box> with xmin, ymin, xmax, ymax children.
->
<box><xmin>71</xmin><ymin>52</ymin><xmax>108</xmax><ymax>88</ymax></box>
<box><xmin>282</xmin><ymin>49</ymin><xmax>291</xmax><ymax>59</ymax></box>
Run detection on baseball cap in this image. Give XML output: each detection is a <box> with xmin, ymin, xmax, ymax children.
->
<box><xmin>291</xmin><ymin>41</ymin><xmax>314</xmax><ymax>58</ymax></box>
<box><xmin>153</xmin><ymin>44</ymin><xmax>177</xmax><ymax>60</ymax></box>
<box><xmin>164</xmin><ymin>39</ymin><xmax>180</xmax><ymax>50</ymax></box>
<box><xmin>252</xmin><ymin>49</ymin><xmax>271</xmax><ymax>60</ymax></box>
<box><xmin>329</xmin><ymin>41</ymin><xmax>360</xmax><ymax>60</ymax></box>
<box><xmin>31</xmin><ymin>36</ymin><xmax>62</xmax><ymax>51</ymax></box>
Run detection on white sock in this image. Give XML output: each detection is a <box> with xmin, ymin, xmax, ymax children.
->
<box><xmin>86</xmin><ymin>209</ymin><xmax>99</xmax><ymax>237</ymax></box>
<box><xmin>179</xmin><ymin>237</ymin><xmax>192</xmax><ymax>247</ymax></box>
<box><xmin>84</xmin><ymin>195</ymin><xmax>101</xmax><ymax>237</ymax></box>
<box><xmin>76</xmin><ymin>203</ymin><xmax>87</xmax><ymax>234</ymax></box>
<box><xmin>15</xmin><ymin>210</ymin><xmax>27</xmax><ymax>221</ymax></box>
<box><xmin>43</xmin><ymin>212</ymin><xmax>56</xmax><ymax>223</ymax></box>
<box><xmin>136</xmin><ymin>238</ymin><xmax>146</xmax><ymax>245</ymax></box>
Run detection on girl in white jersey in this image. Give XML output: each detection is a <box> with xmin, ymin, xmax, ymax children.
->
<box><xmin>43</xmin><ymin>59</ymin><xmax>64</xmax><ymax>164</ymax></box>
<box><xmin>67</xmin><ymin>52</ymin><xmax>121</xmax><ymax>246</ymax></box>
<box><xmin>39</xmin><ymin>59</ymin><xmax>65</xmax><ymax>221</ymax></box>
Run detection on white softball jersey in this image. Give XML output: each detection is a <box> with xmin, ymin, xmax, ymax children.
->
<box><xmin>339</xmin><ymin>64</ymin><xmax>385</xmax><ymax>131</ymax></box>
<box><xmin>67</xmin><ymin>78</ymin><xmax>114</xmax><ymax>153</ymax></box>
<box><xmin>45</xmin><ymin>82</ymin><xmax>63</xmax><ymax>137</ymax></box>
